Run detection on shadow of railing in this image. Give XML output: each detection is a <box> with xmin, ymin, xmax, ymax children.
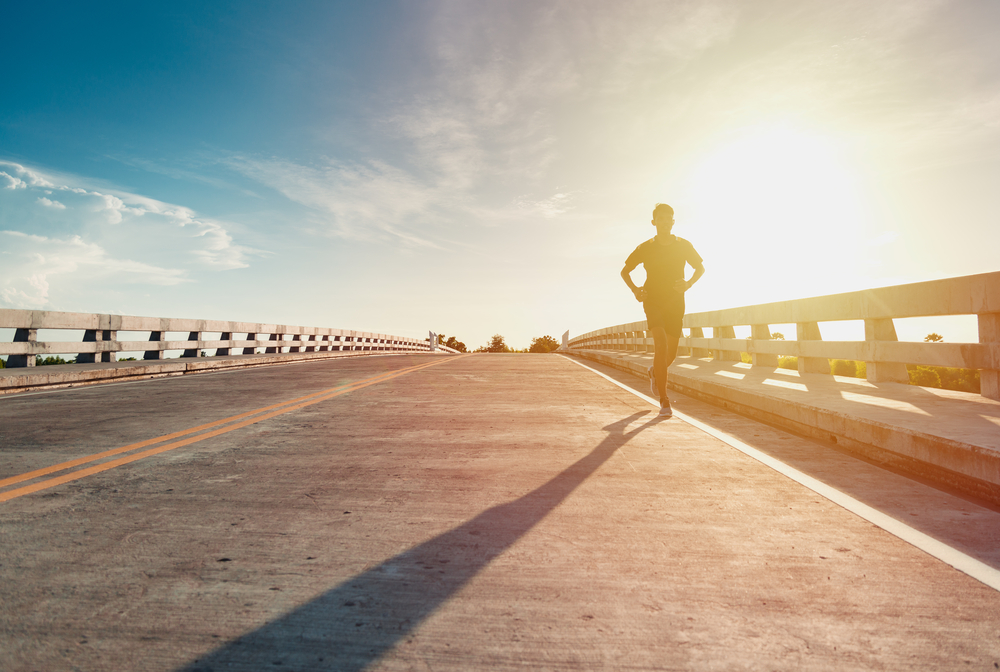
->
<box><xmin>179</xmin><ymin>410</ymin><xmax>662</xmax><ymax>672</ymax></box>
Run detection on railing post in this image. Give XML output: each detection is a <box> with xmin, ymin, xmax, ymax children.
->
<box><xmin>182</xmin><ymin>332</ymin><xmax>200</xmax><ymax>358</ymax></box>
<box><xmin>143</xmin><ymin>331</ymin><xmax>164</xmax><ymax>360</ymax></box>
<box><xmin>242</xmin><ymin>332</ymin><xmax>256</xmax><ymax>355</ymax></box>
<box><xmin>714</xmin><ymin>326</ymin><xmax>741</xmax><ymax>361</ymax></box>
<box><xmin>690</xmin><ymin>327</ymin><xmax>710</xmax><ymax>358</ymax></box>
<box><xmin>676</xmin><ymin>329</ymin><xmax>690</xmax><ymax>356</ymax></box>
<box><xmin>864</xmin><ymin>318</ymin><xmax>909</xmax><ymax>383</ymax></box>
<box><xmin>980</xmin><ymin>312</ymin><xmax>1000</xmax><ymax>401</ymax></box>
<box><xmin>750</xmin><ymin>324</ymin><xmax>778</xmax><ymax>367</ymax></box>
<box><xmin>7</xmin><ymin>328</ymin><xmax>37</xmax><ymax>368</ymax></box>
<box><xmin>78</xmin><ymin>329</ymin><xmax>116</xmax><ymax>363</ymax></box>
<box><xmin>797</xmin><ymin>321</ymin><xmax>829</xmax><ymax>374</ymax></box>
<box><xmin>216</xmin><ymin>332</ymin><xmax>231</xmax><ymax>357</ymax></box>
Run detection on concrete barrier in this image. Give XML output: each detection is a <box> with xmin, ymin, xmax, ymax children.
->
<box><xmin>0</xmin><ymin>309</ymin><xmax>457</xmax><ymax>393</ymax></box>
<box><xmin>568</xmin><ymin>270</ymin><xmax>1000</xmax><ymax>401</ymax></box>
<box><xmin>564</xmin><ymin>271</ymin><xmax>1000</xmax><ymax>504</ymax></box>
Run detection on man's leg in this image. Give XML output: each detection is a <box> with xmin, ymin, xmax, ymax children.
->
<box><xmin>652</xmin><ymin>329</ymin><xmax>680</xmax><ymax>401</ymax></box>
<box><xmin>652</xmin><ymin>327</ymin><xmax>667</xmax><ymax>400</ymax></box>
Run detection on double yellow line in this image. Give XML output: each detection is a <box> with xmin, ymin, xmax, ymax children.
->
<box><xmin>0</xmin><ymin>356</ymin><xmax>460</xmax><ymax>504</ymax></box>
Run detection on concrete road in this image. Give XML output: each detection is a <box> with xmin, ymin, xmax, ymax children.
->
<box><xmin>2</xmin><ymin>353</ymin><xmax>1000</xmax><ymax>671</ymax></box>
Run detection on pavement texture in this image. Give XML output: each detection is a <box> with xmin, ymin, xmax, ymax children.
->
<box><xmin>0</xmin><ymin>350</ymin><xmax>436</xmax><ymax>396</ymax></box>
<box><xmin>569</xmin><ymin>349</ymin><xmax>1000</xmax><ymax>504</ymax></box>
<box><xmin>2</xmin><ymin>353</ymin><xmax>1000</xmax><ymax>671</ymax></box>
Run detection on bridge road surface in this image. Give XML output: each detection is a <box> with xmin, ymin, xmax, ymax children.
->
<box><xmin>2</xmin><ymin>354</ymin><xmax>1000</xmax><ymax>671</ymax></box>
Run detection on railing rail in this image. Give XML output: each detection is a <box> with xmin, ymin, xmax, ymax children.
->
<box><xmin>0</xmin><ymin>310</ymin><xmax>448</xmax><ymax>366</ymax></box>
<box><xmin>566</xmin><ymin>271</ymin><xmax>1000</xmax><ymax>401</ymax></box>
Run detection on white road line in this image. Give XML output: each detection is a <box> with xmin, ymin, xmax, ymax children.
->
<box><xmin>561</xmin><ymin>354</ymin><xmax>1000</xmax><ymax>593</ymax></box>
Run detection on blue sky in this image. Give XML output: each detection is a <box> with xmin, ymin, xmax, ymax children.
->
<box><xmin>2</xmin><ymin>1</ymin><xmax>999</xmax><ymax>348</ymax></box>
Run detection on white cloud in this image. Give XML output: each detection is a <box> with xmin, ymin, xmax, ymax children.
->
<box><xmin>1</xmin><ymin>171</ymin><xmax>26</xmax><ymax>190</ymax></box>
<box><xmin>0</xmin><ymin>230</ymin><xmax>189</xmax><ymax>309</ymax></box>
<box><xmin>0</xmin><ymin>160</ymin><xmax>254</xmax><ymax>269</ymax></box>
<box><xmin>2</xmin><ymin>163</ymin><xmax>55</xmax><ymax>188</ymax></box>
<box><xmin>516</xmin><ymin>192</ymin><xmax>576</xmax><ymax>219</ymax></box>
<box><xmin>226</xmin><ymin>155</ymin><xmax>444</xmax><ymax>247</ymax></box>
<box><xmin>224</xmin><ymin>2</ymin><xmax>741</xmax><ymax>249</ymax></box>
<box><xmin>37</xmin><ymin>196</ymin><xmax>66</xmax><ymax>209</ymax></box>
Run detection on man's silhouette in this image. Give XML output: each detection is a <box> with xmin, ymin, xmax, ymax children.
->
<box><xmin>621</xmin><ymin>203</ymin><xmax>704</xmax><ymax>417</ymax></box>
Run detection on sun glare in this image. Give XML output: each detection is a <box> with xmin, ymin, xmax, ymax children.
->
<box><xmin>687</xmin><ymin>125</ymin><xmax>866</xmax><ymax>238</ymax></box>
<box><xmin>680</xmin><ymin>124</ymin><xmax>872</xmax><ymax>300</ymax></box>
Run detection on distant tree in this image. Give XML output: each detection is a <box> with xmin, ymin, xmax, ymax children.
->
<box><xmin>37</xmin><ymin>356</ymin><xmax>70</xmax><ymax>366</ymax></box>
<box><xmin>438</xmin><ymin>334</ymin><xmax>468</xmax><ymax>352</ymax></box>
<box><xmin>477</xmin><ymin>334</ymin><xmax>511</xmax><ymax>353</ymax></box>
<box><xmin>444</xmin><ymin>336</ymin><xmax>467</xmax><ymax>353</ymax></box>
<box><xmin>909</xmin><ymin>366</ymin><xmax>942</xmax><ymax>388</ymax></box>
<box><xmin>831</xmin><ymin>359</ymin><xmax>858</xmax><ymax>377</ymax></box>
<box><xmin>924</xmin><ymin>333</ymin><xmax>943</xmax><ymax>342</ymax></box>
<box><xmin>528</xmin><ymin>335</ymin><xmax>560</xmax><ymax>353</ymax></box>
<box><xmin>434</xmin><ymin>333</ymin><xmax>468</xmax><ymax>352</ymax></box>
<box><xmin>770</xmin><ymin>332</ymin><xmax>785</xmax><ymax>340</ymax></box>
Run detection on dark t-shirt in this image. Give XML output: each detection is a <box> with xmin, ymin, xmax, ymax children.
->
<box><xmin>624</xmin><ymin>235</ymin><xmax>703</xmax><ymax>306</ymax></box>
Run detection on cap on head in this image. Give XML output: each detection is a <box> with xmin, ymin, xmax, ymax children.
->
<box><xmin>652</xmin><ymin>203</ymin><xmax>674</xmax><ymax>222</ymax></box>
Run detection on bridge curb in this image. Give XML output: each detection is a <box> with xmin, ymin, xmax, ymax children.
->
<box><xmin>565</xmin><ymin>349</ymin><xmax>1000</xmax><ymax>506</ymax></box>
<box><xmin>0</xmin><ymin>350</ymin><xmax>450</xmax><ymax>396</ymax></box>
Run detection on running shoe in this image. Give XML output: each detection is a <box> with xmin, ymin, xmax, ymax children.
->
<box><xmin>659</xmin><ymin>399</ymin><xmax>673</xmax><ymax>418</ymax></box>
<box><xmin>648</xmin><ymin>365</ymin><xmax>658</xmax><ymax>399</ymax></box>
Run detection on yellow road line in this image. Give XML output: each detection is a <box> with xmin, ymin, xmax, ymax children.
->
<box><xmin>0</xmin><ymin>359</ymin><xmax>437</xmax><ymax>490</ymax></box>
<box><xmin>0</xmin><ymin>356</ymin><xmax>459</xmax><ymax>503</ymax></box>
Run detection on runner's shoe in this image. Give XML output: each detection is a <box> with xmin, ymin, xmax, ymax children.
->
<box><xmin>659</xmin><ymin>399</ymin><xmax>673</xmax><ymax>418</ymax></box>
<box><xmin>648</xmin><ymin>365</ymin><xmax>658</xmax><ymax>399</ymax></box>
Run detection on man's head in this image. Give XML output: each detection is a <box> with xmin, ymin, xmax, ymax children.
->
<box><xmin>652</xmin><ymin>203</ymin><xmax>674</xmax><ymax>233</ymax></box>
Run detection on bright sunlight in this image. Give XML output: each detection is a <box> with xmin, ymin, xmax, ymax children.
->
<box><xmin>687</xmin><ymin>124</ymin><xmax>867</xmax><ymax>241</ymax></box>
<box><xmin>678</xmin><ymin>123</ymin><xmax>873</xmax><ymax>305</ymax></box>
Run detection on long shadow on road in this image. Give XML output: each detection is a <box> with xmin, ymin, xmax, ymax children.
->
<box><xmin>180</xmin><ymin>410</ymin><xmax>661</xmax><ymax>672</ymax></box>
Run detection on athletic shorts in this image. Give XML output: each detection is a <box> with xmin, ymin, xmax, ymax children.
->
<box><xmin>643</xmin><ymin>295</ymin><xmax>685</xmax><ymax>338</ymax></box>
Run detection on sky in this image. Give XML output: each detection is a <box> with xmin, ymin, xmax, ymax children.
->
<box><xmin>2</xmin><ymin>0</ymin><xmax>999</xmax><ymax>349</ymax></box>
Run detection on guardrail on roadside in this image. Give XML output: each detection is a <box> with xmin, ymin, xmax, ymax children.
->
<box><xmin>566</xmin><ymin>271</ymin><xmax>1000</xmax><ymax>401</ymax></box>
<box><xmin>0</xmin><ymin>309</ymin><xmax>457</xmax><ymax>366</ymax></box>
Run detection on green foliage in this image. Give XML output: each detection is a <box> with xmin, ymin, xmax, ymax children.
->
<box><xmin>831</xmin><ymin>359</ymin><xmax>859</xmax><ymax>377</ymax></box>
<box><xmin>908</xmin><ymin>365</ymin><xmax>942</xmax><ymax>388</ymax></box>
<box><xmin>777</xmin><ymin>355</ymin><xmax>797</xmax><ymax>370</ymax></box>
<box><xmin>0</xmin><ymin>357</ymin><xmax>5</xmax><ymax>369</ymax></box>
<box><xmin>528</xmin><ymin>335</ymin><xmax>560</xmax><ymax>353</ymax></box>
<box><xmin>435</xmin><ymin>334</ymin><xmax>468</xmax><ymax>353</ymax></box>
<box><xmin>477</xmin><ymin>334</ymin><xmax>512</xmax><ymax>353</ymax></box>
<box><xmin>119</xmin><ymin>357</ymin><xmax>137</xmax><ymax>361</ymax></box>
<box><xmin>740</xmin><ymin>352</ymin><xmax>751</xmax><ymax>364</ymax></box>
<box><xmin>771</xmin><ymin>332</ymin><xmax>785</xmax><ymax>340</ymax></box>
<box><xmin>924</xmin><ymin>333</ymin><xmax>944</xmax><ymax>343</ymax></box>
<box><xmin>906</xmin><ymin>364</ymin><xmax>980</xmax><ymax>393</ymax></box>
<box><xmin>37</xmin><ymin>356</ymin><xmax>70</xmax><ymax>366</ymax></box>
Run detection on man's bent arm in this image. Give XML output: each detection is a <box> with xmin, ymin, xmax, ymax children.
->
<box><xmin>621</xmin><ymin>264</ymin><xmax>644</xmax><ymax>301</ymax></box>
<box><xmin>687</xmin><ymin>261</ymin><xmax>705</xmax><ymax>289</ymax></box>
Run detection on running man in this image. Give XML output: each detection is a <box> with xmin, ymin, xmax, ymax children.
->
<box><xmin>620</xmin><ymin>203</ymin><xmax>705</xmax><ymax>417</ymax></box>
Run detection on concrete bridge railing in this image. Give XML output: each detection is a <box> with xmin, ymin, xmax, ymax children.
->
<box><xmin>567</xmin><ymin>271</ymin><xmax>1000</xmax><ymax>401</ymax></box>
<box><xmin>0</xmin><ymin>309</ymin><xmax>455</xmax><ymax>367</ymax></box>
